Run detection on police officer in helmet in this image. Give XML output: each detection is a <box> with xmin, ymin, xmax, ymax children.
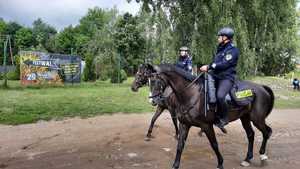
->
<box><xmin>200</xmin><ymin>27</ymin><xmax>239</xmax><ymax>130</ymax></box>
<box><xmin>176</xmin><ymin>46</ymin><xmax>193</xmax><ymax>73</ymax></box>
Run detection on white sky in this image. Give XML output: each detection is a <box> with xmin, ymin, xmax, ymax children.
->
<box><xmin>0</xmin><ymin>0</ymin><xmax>141</xmax><ymax>30</ymax></box>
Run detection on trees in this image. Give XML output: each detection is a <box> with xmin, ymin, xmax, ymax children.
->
<box><xmin>135</xmin><ymin>0</ymin><xmax>298</xmax><ymax>77</ymax></box>
<box><xmin>32</xmin><ymin>18</ymin><xmax>57</xmax><ymax>51</ymax></box>
<box><xmin>77</xmin><ymin>7</ymin><xmax>107</xmax><ymax>38</ymax></box>
<box><xmin>0</xmin><ymin>18</ymin><xmax>6</xmax><ymax>33</ymax></box>
<box><xmin>1</xmin><ymin>2</ymin><xmax>298</xmax><ymax>82</ymax></box>
<box><xmin>15</xmin><ymin>28</ymin><xmax>34</xmax><ymax>50</ymax></box>
<box><xmin>0</xmin><ymin>21</ymin><xmax>21</xmax><ymax>66</ymax></box>
<box><xmin>5</xmin><ymin>21</ymin><xmax>22</xmax><ymax>35</ymax></box>
<box><xmin>79</xmin><ymin>8</ymin><xmax>119</xmax><ymax>81</ymax></box>
<box><xmin>54</xmin><ymin>26</ymin><xmax>76</xmax><ymax>54</ymax></box>
<box><xmin>113</xmin><ymin>13</ymin><xmax>146</xmax><ymax>74</ymax></box>
<box><xmin>83</xmin><ymin>53</ymin><xmax>96</xmax><ymax>81</ymax></box>
<box><xmin>0</xmin><ymin>18</ymin><xmax>7</xmax><ymax>64</ymax></box>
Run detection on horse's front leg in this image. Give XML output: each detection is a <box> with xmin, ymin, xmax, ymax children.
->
<box><xmin>204</xmin><ymin>125</ymin><xmax>224</xmax><ymax>169</ymax></box>
<box><xmin>169</xmin><ymin>109</ymin><xmax>179</xmax><ymax>139</ymax></box>
<box><xmin>145</xmin><ymin>105</ymin><xmax>165</xmax><ymax>141</ymax></box>
<box><xmin>172</xmin><ymin>123</ymin><xmax>190</xmax><ymax>169</ymax></box>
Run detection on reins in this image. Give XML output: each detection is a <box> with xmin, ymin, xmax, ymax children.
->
<box><xmin>149</xmin><ymin>72</ymin><xmax>204</xmax><ymax>99</ymax></box>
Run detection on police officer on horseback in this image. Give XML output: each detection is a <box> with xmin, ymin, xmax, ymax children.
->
<box><xmin>176</xmin><ymin>46</ymin><xmax>193</xmax><ymax>73</ymax></box>
<box><xmin>200</xmin><ymin>27</ymin><xmax>239</xmax><ymax>130</ymax></box>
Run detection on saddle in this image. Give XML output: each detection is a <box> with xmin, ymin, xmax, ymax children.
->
<box><xmin>207</xmin><ymin>77</ymin><xmax>254</xmax><ymax>107</ymax></box>
<box><xmin>228</xmin><ymin>81</ymin><xmax>255</xmax><ymax>106</ymax></box>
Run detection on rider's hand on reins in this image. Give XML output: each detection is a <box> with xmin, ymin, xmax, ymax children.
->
<box><xmin>200</xmin><ymin>65</ymin><xmax>209</xmax><ymax>72</ymax></box>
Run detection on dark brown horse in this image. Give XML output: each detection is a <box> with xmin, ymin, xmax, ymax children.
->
<box><xmin>131</xmin><ymin>64</ymin><xmax>204</xmax><ymax>140</ymax></box>
<box><xmin>132</xmin><ymin>64</ymin><xmax>274</xmax><ymax>169</ymax></box>
<box><xmin>131</xmin><ymin>64</ymin><xmax>180</xmax><ymax>141</ymax></box>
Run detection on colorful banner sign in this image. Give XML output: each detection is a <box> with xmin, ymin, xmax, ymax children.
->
<box><xmin>20</xmin><ymin>51</ymin><xmax>81</xmax><ymax>85</ymax></box>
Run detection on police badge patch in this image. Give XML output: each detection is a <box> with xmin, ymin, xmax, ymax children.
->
<box><xmin>225</xmin><ymin>54</ymin><xmax>232</xmax><ymax>61</ymax></box>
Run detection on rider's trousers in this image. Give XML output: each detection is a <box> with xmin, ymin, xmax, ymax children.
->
<box><xmin>216</xmin><ymin>79</ymin><xmax>233</xmax><ymax>119</ymax></box>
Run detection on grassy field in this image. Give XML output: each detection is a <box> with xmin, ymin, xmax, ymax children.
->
<box><xmin>0</xmin><ymin>78</ymin><xmax>155</xmax><ymax>125</ymax></box>
<box><xmin>251</xmin><ymin>76</ymin><xmax>300</xmax><ymax>109</ymax></box>
<box><xmin>0</xmin><ymin>76</ymin><xmax>300</xmax><ymax>125</ymax></box>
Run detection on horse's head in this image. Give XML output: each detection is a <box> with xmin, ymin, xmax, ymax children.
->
<box><xmin>148</xmin><ymin>73</ymin><xmax>168</xmax><ymax>106</ymax></box>
<box><xmin>131</xmin><ymin>64</ymin><xmax>156</xmax><ymax>92</ymax></box>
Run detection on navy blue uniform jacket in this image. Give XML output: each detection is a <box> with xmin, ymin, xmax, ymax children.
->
<box><xmin>209</xmin><ymin>42</ymin><xmax>239</xmax><ymax>81</ymax></box>
<box><xmin>176</xmin><ymin>56</ymin><xmax>193</xmax><ymax>73</ymax></box>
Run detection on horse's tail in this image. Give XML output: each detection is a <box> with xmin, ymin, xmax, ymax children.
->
<box><xmin>262</xmin><ymin>85</ymin><xmax>274</xmax><ymax>117</ymax></box>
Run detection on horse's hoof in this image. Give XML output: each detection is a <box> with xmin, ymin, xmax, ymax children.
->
<box><xmin>216</xmin><ymin>166</ymin><xmax>224</xmax><ymax>169</ymax></box>
<box><xmin>260</xmin><ymin>154</ymin><xmax>268</xmax><ymax>161</ymax></box>
<box><xmin>172</xmin><ymin>163</ymin><xmax>179</xmax><ymax>169</ymax></box>
<box><xmin>240</xmin><ymin>160</ymin><xmax>250</xmax><ymax>167</ymax></box>
<box><xmin>144</xmin><ymin>136</ymin><xmax>151</xmax><ymax>141</ymax></box>
<box><xmin>220</xmin><ymin>127</ymin><xmax>227</xmax><ymax>134</ymax></box>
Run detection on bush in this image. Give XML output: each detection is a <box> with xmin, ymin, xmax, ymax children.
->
<box><xmin>83</xmin><ymin>54</ymin><xmax>96</xmax><ymax>81</ymax></box>
<box><xmin>110</xmin><ymin>68</ymin><xmax>127</xmax><ymax>83</ymax></box>
<box><xmin>7</xmin><ymin>71</ymin><xmax>19</xmax><ymax>80</ymax></box>
<box><xmin>98</xmin><ymin>66</ymin><xmax>112</xmax><ymax>81</ymax></box>
<box><xmin>121</xmin><ymin>69</ymin><xmax>127</xmax><ymax>81</ymax></box>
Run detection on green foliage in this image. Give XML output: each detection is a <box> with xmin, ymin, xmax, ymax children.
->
<box><xmin>138</xmin><ymin>9</ymin><xmax>176</xmax><ymax>64</ymax></box>
<box><xmin>137</xmin><ymin>0</ymin><xmax>298</xmax><ymax>77</ymax></box>
<box><xmin>14</xmin><ymin>56</ymin><xmax>20</xmax><ymax>80</ymax></box>
<box><xmin>54</xmin><ymin>26</ymin><xmax>76</xmax><ymax>54</ymax></box>
<box><xmin>15</xmin><ymin>28</ymin><xmax>34</xmax><ymax>50</ymax></box>
<box><xmin>83</xmin><ymin>53</ymin><xmax>96</xmax><ymax>81</ymax></box>
<box><xmin>0</xmin><ymin>57</ymin><xmax>20</xmax><ymax>81</ymax></box>
<box><xmin>1</xmin><ymin>2</ymin><xmax>299</xmax><ymax>82</ymax></box>
<box><xmin>0</xmin><ymin>18</ymin><xmax>6</xmax><ymax>33</ymax></box>
<box><xmin>98</xmin><ymin>68</ymin><xmax>111</xmax><ymax>81</ymax></box>
<box><xmin>5</xmin><ymin>21</ymin><xmax>22</xmax><ymax>35</ymax></box>
<box><xmin>113</xmin><ymin>13</ymin><xmax>146</xmax><ymax>74</ymax></box>
<box><xmin>78</xmin><ymin>7</ymin><xmax>106</xmax><ymax>37</ymax></box>
<box><xmin>110</xmin><ymin>67</ymin><xmax>127</xmax><ymax>83</ymax></box>
<box><xmin>0</xmin><ymin>21</ymin><xmax>22</xmax><ymax>63</ymax></box>
<box><xmin>32</xmin><ymin>18</ymin><xmax>57</xmax><ymax>50</ymax></box>
<box><xmin>6</xmin><ymin>70</ymin><xmax>19</xmax><ymax>80</ymax></box>
<box><xmin>0</xmin><ymin>18</ymin><xmax>7</xmax><ymax>64</ymax></box>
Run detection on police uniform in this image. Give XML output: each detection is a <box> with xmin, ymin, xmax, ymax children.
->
<box><xmin>209</xmin><ymin>41</ymin><xmax>239</xmax><ymax>121</ymax></box>
<box><xmin>209</xmin><ymin>42</ymin><xmax>239</xmax><ymax>81</ymax></box>
<box><xmin>176</xmin><ymin>56</ymin><xmax>193</xmax><ymax>73</ymax></box>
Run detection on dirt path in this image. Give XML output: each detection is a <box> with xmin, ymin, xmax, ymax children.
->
<box><xmin>0</xmin><ymin>109</ymin><xmax>300</xmax><ymax>169</ymax></box>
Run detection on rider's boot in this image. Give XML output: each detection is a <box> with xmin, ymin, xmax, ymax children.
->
<box><xmin>216</xmin><ymin>116</ymin><xmax>229</xmax><ymax>129</ymax></box>
<box><xmin>215</xmin><ymin>103</ymin><xmax>229</xmax><ymax>132</ymax></box>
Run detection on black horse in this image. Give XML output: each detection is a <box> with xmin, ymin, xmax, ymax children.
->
<box><xmin>131</xmin><ymin>64</ymin><xmax>204</xmax><ymax>140</ymax></box>
<box><xmin>131</xmin><ymin>64</ymin><xmax>180</xmax><ymax>141</ymax></box>
<box><xmin>132</xmin><ymin>64</ymin><xmax>274</xmax><ymax>169</ymax></box>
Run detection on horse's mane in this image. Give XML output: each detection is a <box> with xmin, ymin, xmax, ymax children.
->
<box><xmin>157</xmin><ymin>64</ymin><xmax>202</xmax><ymax>82</ymax></box>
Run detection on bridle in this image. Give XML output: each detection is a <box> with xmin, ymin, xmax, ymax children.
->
<box><xmin>148</xmin><ymin>74</ymin><xmax>167</xmax><ymax>100</ymax></box>
<box><xmin>148</xmin><ymin>72</ymin><xmax>205</xmax><ymax>101</ymax></box>
<box><xmin>134</xmin><ymin>71</ymin><xmax>151</xmax><ymax>88</ymax></box>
